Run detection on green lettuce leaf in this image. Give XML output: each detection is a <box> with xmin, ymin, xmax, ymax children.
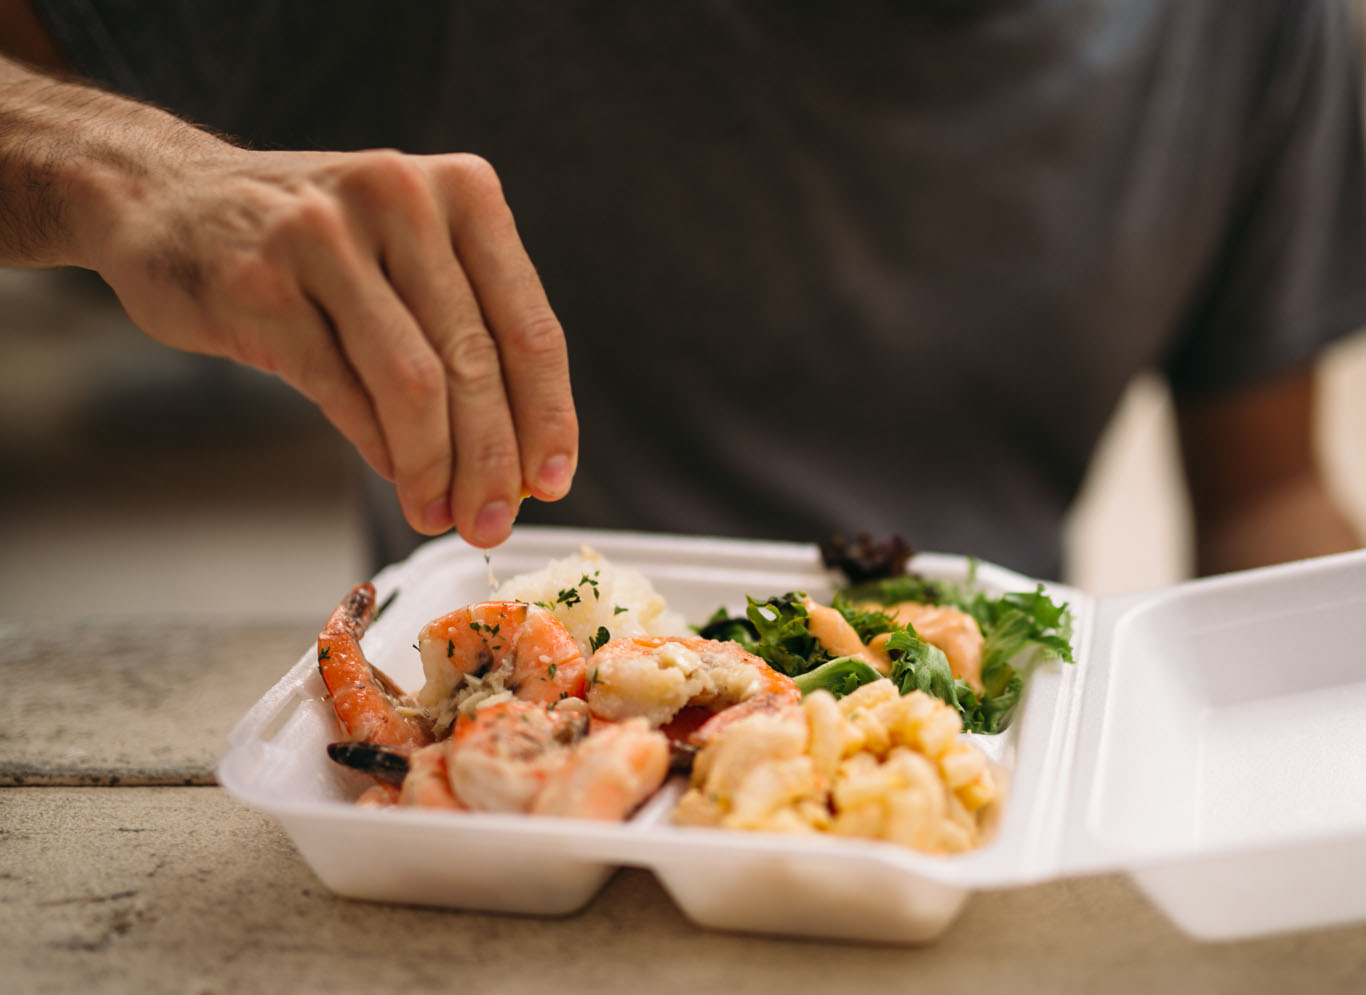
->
<box><xmin>882</xmin><ymin>629</ymin><xmax>971</xmax><ymax>710</ymax></box>
<box><xmin>792</xmin><ymin>656</ymin><xmax>884</xmax><ymax>697</ymax></box>
<box><xmin>743</xmin><ymin>593</ymin><xmax>828</xmax><ymax>677</ymax></box>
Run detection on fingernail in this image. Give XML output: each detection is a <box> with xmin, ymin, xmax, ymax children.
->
<box><xmin>473</xmin><ymin>500</ymin><xmax>514</xmax><ymax>546</ymax></box>
<box><xmin>537</xmin><ymin>454</ymin><xmax>574</xmax><ymax>495</ymax></box>
<box><xmin>423</xmin><ymin>498</ymin><xmax>453</xmax><ymax>533</ymax></box>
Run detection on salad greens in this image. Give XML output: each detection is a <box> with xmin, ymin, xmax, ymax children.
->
<box><xmin>791</xmin><ymin>656</ymin><xmax>884</xmax><ymax>698</ymax></box>
<box><xmin>698</xmin><ymin>556</ymin><xmax>1074</xmax><ymax>734</ymax></box>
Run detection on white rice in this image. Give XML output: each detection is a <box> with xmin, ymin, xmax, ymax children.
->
<box><xmin>493</xmin><ymin>546</ymin><xmax>690</xmax><ymax>657</ymax></box>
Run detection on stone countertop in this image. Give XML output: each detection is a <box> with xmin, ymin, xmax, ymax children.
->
<box><xmin>3</xmin><ymin>617</ymin><xmax>1364</xmax><ymax>994</ymax></box>
<box><xmin>0</xmin><ymin>617</ymin><xmax>312</xmax><ymax>785</ymax></box>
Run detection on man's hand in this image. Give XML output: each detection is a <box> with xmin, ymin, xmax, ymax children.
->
<box><xmin>90</xmin><ymin>146</ymin><xmax>579</xmax><ymax>547</ymax></box>
<box><xmin>0</xmin><ymin>55</ymin><xmax>576</xmax><ymax>548</ymax></box>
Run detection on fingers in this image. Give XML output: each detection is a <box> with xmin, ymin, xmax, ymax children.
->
<box><xmin>437</xmin><ymin>155</ymin><xmax>578</xmax><ymax>504</ymax></box>
<box><xmin>179</xmin><ymin>149</ymin><xmax>576</xmax><ymax>549</ymax></box>
<box><xmin>348</xmin><ymin>152</ymin><xmax>578</xmax><ymax>546</ymax></box>
<box><xmin>360</xmin><ymin>158</ymin><xmax>527</xmax><ymax>545</ymax></box>
<box><xmin>269</xmin><ymin>301</ymin><xmax>395</xmax><ymax>484</ymax></box>
<box><xmin>291</xmin><ymin>222</ymin><xmax>458</xmax><ymax>537</ymax></box>
<box><xmin>205</xmin><ymin>249</ymin><xmax>396</xmax><ymax>484</ymax></box>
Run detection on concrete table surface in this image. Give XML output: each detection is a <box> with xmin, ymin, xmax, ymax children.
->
<box><xmin>3</xmin><ymin>617</ymin><xmax>1364</xmax><ymax>994</ymax></box>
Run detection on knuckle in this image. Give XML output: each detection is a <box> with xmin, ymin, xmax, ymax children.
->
<box><xmin>350</xmin><ymin>149</ymin><xmax>429</xmax><ymax>206</ymax></box>
<box><xmin>279</xmin><ymin>191</ymin><xmax>346</xmax><ymax>244</ymax></box>
<box><xmin>390</xmin><ymin>347</ymin><xmax>445</xmax><ymax>398</ymax></box>
<box><xmin>360</xmin><ymin>147</ymin><xmax>408</xmax><ymax>171</ymax></box>
<box><xmin>447</xmin><ymin>153</ymin><xmax>505</xmax><ymax>203</ymax></box>
<box><xmin>399</xmin><ymin>448</ymin><xmax>450</xmax><ymax>490</ymax></box>
<box><xmin>464</xmin><ymin>433</ymin><xmax>521</xmax><ymax>477</ymax></box>
<box><xmin>440</xmin><ymin>332</ymin><xmax>503</xmax><ymax>390</ymax></box>
<box><xmin>506</xmin><ymin>309</ymin><xmax>566</xmax><ymax>359</ymax></box>
<box><xmin>532</xmin><ymin>397</ymin><xmax>579</xmax><ymax>434</ymax></box>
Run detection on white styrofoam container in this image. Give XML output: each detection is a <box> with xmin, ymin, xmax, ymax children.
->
<box><xmin>218</xmin><ymin>527</ymin><xmax>1366</xmax><ymax>943</ymax></box>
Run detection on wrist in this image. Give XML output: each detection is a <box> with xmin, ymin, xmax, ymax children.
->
<box><xmin>0</xmin><ymin>58</ymin><xmax>237</xmax><ymax>270</ymax></box>
<box><xmin>62</xmin><ymin>107</ymin><xmax>238</xmax><ymax>273</ymax></box>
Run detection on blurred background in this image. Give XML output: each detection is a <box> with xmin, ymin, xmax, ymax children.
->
<box><xmin>2</xmin><ymin>264</ymin><xmax>1362</xmax><ymax>619</ymax></box>
<box><xmin>2</xmin><ymin>1</ymin><xmax>1365</xmax><ymax>619</ymax></box>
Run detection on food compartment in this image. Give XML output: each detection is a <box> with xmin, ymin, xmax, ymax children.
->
<box><xmin>1085</xmin><ymin>550</ymin><xmax>1366</xmax><ymax>938</ymax></box>
<box><xmin>219</xmin><ymin>649</ymin><xmax>622</xmax><ymax>915</ymax></box>
<box><xmin>280</xmin><ymin>807</ymin><xmax>618</xmax><ymax>916</ymax></box>
<box><xmin>645</xmin><ymin>833</ymin><xmax>974</xmax><ymax>943</ymax></box>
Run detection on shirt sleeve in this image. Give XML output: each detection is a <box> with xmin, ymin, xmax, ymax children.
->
<box><xmin>1161</xmin><ymin>0</ymin><xmax>1366</xmax><ymax>399</ymax></box>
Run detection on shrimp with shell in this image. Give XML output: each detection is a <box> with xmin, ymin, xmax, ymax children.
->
<box><xmin>317</xmin><ymin>582</ymin><xmax>433</xmax><ymax>753</ymax></box>
<box><xmin>316</xmin><ymin>585</ymin><xmax>589</xmax><ymax>749</ymax></box>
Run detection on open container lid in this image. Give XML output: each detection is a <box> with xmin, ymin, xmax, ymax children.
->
<box><xmin>218</xmin><ymin>528</ymin><xmax>1366</xmax><ymax>944</ymax></box>
<box><xmin>1050</xmin><ymin>547</ymin><xmax>1366</xmax><ymax>939</ymax></box>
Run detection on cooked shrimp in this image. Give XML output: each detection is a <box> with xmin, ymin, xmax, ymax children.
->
<box><xmin>317</xmin><ymin>582</ymin><xmax>432</xmax><ymax>752</ymax></box>
<box><xmin>443</xmin><ymin>698</ymin><xmax>590</xmax><ymax>813</ymax></box>
<box><xmin>416</xmin><ymin>601</ymin><xmax>588</xmax><ymax>736</ymax></box>
<box><xmin>445</xmin><ymin>700</ymin><xmax>666</xmax><ymax>818</ymax></box>
<box><xmin>532</xmin><ymin>717</ymin><xmax>670</xmax><ymax>820</ymax></box>
<box><xmin>355</xmin><ymin>782</ymin><xmax>401</xmax><ymax>808</ymax></box>
<box><xmin>330</xmin><ymin>698</ymin><xmax>668</xmax><ymax>818</ymax></box>
<box><xmin>399</xmin><ymin>743</ymin><xmax>465</xmax><ymax>810</ymax></box>
<box><xmin>586</xmin><ymin>636</ymin><xmax>801</xmax><ymax>747</ymax></box>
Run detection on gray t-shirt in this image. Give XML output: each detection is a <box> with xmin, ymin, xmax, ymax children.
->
<box><xmin>36</xmin><ymin>0</ymin><xmax>1366</xmax><ymax>579</ymax></box>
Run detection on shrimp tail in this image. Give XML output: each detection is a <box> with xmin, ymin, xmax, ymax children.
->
<box><xmin>326</xmin><ymin>741</ymin><xmax>411</xmax><ymax>785</ymax></box>
<box><xmin>328</xmin><ymin>581</ymin><xmax>375</xmax><ymax>640</ymax></box>
<box><xmin>318</xmin><ymin>582</ymin><xmax>433</xmax><ymax>753</ymax></box>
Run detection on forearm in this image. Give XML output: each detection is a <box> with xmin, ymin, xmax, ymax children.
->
<box><xmin>1192</xmin><ymin>471</ymin><xmax>1361</xmax><ymax>576</ymax></box>
<box><xmin>0</xmin><ymin>54</ymin><xmax>233</xmax><ymax>269</ymax></box>
<box><xmin>1178</xmin><ymin>367</ymin><xmax>1362</xmax><ymax>576</ymax></box>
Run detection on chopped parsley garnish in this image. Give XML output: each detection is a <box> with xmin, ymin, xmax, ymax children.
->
<box><xmin>372</xmin><ymin>588</ymin><xmax>399</xmax><ymax>624</ymax></box>
<box><xmin>589</xmin><ymin>626</ymin><xmax>611</xmax><ymax>653</ymax></box>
